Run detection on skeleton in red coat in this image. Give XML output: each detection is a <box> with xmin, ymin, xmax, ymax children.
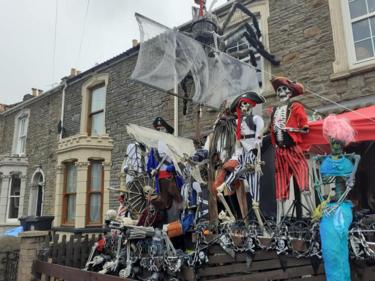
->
<box><xmin>269</xmin><ymin>77</ymin><xmax>314</xmax><ymax>223</ymax></box>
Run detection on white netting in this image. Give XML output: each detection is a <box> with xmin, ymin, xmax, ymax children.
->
<box><xmin>131</xmin><ymin>14</ymin><xmax>259</xmax><ymax>109</ymax></box>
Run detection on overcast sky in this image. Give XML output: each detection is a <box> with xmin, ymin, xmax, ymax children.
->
<box><xmin>0</xmin><ymin>0</ymin><xmax>227</xmax><ymax>105</ymax></box>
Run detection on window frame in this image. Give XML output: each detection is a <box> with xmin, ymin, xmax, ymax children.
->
<box><xmin>80</xmin><ymin>73</ymin><xmax>109</xmax><ymax>136</ymax></box>
<box><xmin>12</xmin><ymin>110</ymin><xmax>30</xmax><ymax>156</ymax></box>
<box><xmin>62</xmin><ymin>162</ymin><xmax>77</xmax><ymax>226</ymax></box>
<box><xmin>344</xmin><ymin>0</ymin><xmax>375</xmax><ymax>66</ymax></box>
<box><xmin>6</xmin><ymin>174</ymin><xmax>21</xmax><ymax>222</ymax></box>
<box><xmin>87</xmin><ymin>83</ymin><xmax>106</xmax><ymax>136</ymax></box>
<box><xmin>86</xmin><ymin>160</ymin><xmax>104</xmax><ymax>226</ymax></box>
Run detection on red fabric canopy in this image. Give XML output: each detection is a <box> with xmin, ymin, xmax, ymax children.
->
<box><xmin>301</xmin><ymin>105</ymin><xmax>375</xmax><ymax>151</ymax></box>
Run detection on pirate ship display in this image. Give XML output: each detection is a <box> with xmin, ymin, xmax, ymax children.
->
<box><xmin>83</xmin><ymin>1</ymin><xmax>375</xmax><ymax>280</ymax></box>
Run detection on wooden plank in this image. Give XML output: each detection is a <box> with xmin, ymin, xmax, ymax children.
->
<box><xmin>56</xmin><ymin>235</ymin><xmax>66</xmax><ymax>265</ymax></box>
<box><xmin>198</xmin><ymin>257</ymin><xmax>312</xmax><ymax>277</ymax></box>
<box><xmin>33</xmin><ymin>260</ymin><xmax>136</xmax><ymax>281</ymax></box>
<box><xmin>208</xmin><ymin>250</ymin><xmax>278</xmax><ymax>265</ymax></box>
<box><xmin>66</xmin><ymin>235</ymin><xmax>74</xmax><ymax>267</ymax></box>
<box><xmin>201</xmin><ymin>265</ymin><xmax>324</xmax><ymax>281</ymax></box>
<box><xmin>81</xmin><ymin>234</ymin><xmax>90</xmax><ymax>268</ymax></box>
<box><xmin>51</xmin><ymin>234</ymin><xmax>59</xmax><ymax>263</ymax></box>
<box><xmin>358</xmin><ymin>264</ymin><xmax>375</xmax><ymax>281</ymax></box>
<box><xmin>73</xmin><ymin>234</ymin><xmax>82</xmax><ymax>268</ymax></box>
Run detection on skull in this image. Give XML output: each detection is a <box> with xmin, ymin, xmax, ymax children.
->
<box><xmin>105</xmin><ymin>209</ymin><xmax>117</xmax><ymax>220</ymax></box>
<box><xmin>276</xmin><ymin>86</ymin><xmax>291</xmax><ymax>101</ymax></box>
<box><xmin>277</xmin><ymin>239</ymin><xmax>286</xmax><ymax>250</ymax></box>
<box><xmin>240</xmin><ymin>101</ymin><xmax>252</xmax><ymax>115</ymax></box>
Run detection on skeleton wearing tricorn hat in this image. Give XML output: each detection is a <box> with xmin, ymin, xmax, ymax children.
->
<box><xmin>214</xmin><ymin>91</ymin><xmax>265</xmax><ymax>226</ymax></box>
<box><xmin>269</xmin><ymin>77</ymin><xmax>314</xmax><ymax>223</ymax></box>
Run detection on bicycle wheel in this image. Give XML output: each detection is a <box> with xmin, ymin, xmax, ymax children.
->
<box><xmin>125</xmin><ymin>174</ymin><xmax>154</xmax><ymax>219</ymax></box>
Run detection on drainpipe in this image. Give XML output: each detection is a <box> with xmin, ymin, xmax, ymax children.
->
<box><xmin>59</xmin><ymin>79</ymin><xmax>67</xmax><ymax>141</ymax></box>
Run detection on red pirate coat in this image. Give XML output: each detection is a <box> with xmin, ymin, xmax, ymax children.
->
<box><xmin>270</xmin><ymin>102</ymin><xmax>309</xmax><ymax>146</ymax></box>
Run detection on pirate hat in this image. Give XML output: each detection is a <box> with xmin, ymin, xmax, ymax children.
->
<box><xmin>152</xmin><ymin>117</ymin><xmax>174</xmax><ymax>134</ymax></box>
<box><xmin>271</xmin><ymin>76</ymin><xmax>304</xmax><ymax>97</ymax></box>
<box><xmin>229</xmin><ymin>91</ymin><xmax>266</xmax><ymax>113</ymax></box>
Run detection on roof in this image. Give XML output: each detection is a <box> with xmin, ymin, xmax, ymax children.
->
<box><xmin>67</xmin><ymin>45</ymin><xmax>140</xmax><ymax>84</ymax></box>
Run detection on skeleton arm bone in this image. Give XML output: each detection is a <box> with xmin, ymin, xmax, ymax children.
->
<box><xmin>346</xmin><ymin>153</ymin><xmax>361</xmax><ymax>188</ymax></box>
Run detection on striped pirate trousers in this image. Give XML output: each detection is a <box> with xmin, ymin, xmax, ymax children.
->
<box><xmin>274</xmin><ymin>145</ymin><xmax>309</xmax><ymax>200</ymax></box>
<box><xmin>225</xmin><ymin>149</ymin><xmax>260</xmax><ymax>203</ymax></box>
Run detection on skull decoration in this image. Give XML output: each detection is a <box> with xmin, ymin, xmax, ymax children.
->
<box><xmin>240</xmin><ymin>101</ymin><xmax>252</xmax><ymax>115</ymax></box>
<box><xmin>276</xmin><ymin>86</ymin><xmax>292</xmax><ymax>101</ymax></box>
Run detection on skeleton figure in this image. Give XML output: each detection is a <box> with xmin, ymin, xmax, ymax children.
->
<box><xmin>214</xmin><ymin>92</ymin><xmax>265</xmax><ymax>229</ymax></box>
<box><xmin>312</xmin><ymin>115</ymin><xmax>360</xmax><ymax>281</ymax></box>
<box><xmin>147</xmin><ymin>117</ymin><xmax>183</xmax><ymax>224</ymax></box>
<box><xmin>123</xmin><ymin>142</ymin><xmax>147</xmax><ymax>183</ymax></box>
<box><xmin>269</xmin><ymin>77</ymin><xmax>313</xmax><ymax>224</ymax></box>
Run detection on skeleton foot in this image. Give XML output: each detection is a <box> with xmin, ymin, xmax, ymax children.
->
<box><xmin>217</xmin><ymin>192</ymin><xmax>236</xmax><ymax>222</ymax></box>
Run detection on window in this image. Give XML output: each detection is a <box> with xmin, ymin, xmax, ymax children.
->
<box><xmin>87</xmin><ymin>160</ymin><xmax>103</xmax><ymax>225</ymax></box>
<box><xmin>8</xmin><ymin>174</ymin><xmax>21</xmax><ymax>220</ymax></box>
<box><xmin>329</xmin><ymin>0</ymin><xmax>375</xmax><ymax>78</ymax></box>
<box><xmin>226</xmin><ymin>37</ymin><xmax>264</xmax><ymax>89</ymax></box>
<box><xmin>88</xmin><ymin>85</ymin><xmax>106</xmax><ymax>136</ymax></box>
<box><xmin>13</xmin><ymin>111</ymin><xmax>29</xmax><ymax>156</ymax></box>
<box><xmin>63</xmin><ymin>163</ymin><xmax>77</xmax><ymax>224</ymax></box>
<box><xmin>222</xmin><ymin>2</ymin><xmax>271</xmax><ymax>92</ymax></box>
<box><xmin>347</xmin><ymin>0</ymin><xmax>375</xmax><ymax>62</ymax></box>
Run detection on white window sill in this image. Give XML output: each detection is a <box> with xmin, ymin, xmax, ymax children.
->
<box><xmin>0</xmin><ymin>222</ymin><xmax>20</xmax><ymax>226</ymax></box>
<box><xmin>330</xmin><ymin>62</ymin><xmax>375</xmax><ymax>81</ymax></box>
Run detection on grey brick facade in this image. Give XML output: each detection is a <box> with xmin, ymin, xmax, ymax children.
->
<box><xmin>267</xmin><ymin>0</ymin><xmax>375</xmax><ymax>110</ymax></box>
<box><xmin>0</xmin><ymin>88</ymin><xmax>61</xmax><ymax>232</ymax></box>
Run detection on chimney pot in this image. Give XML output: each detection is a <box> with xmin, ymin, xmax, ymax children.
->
<box><xmin>31</xmin><ymin>88</ymin><xmax>38</xmax><ymax>96</ymax></box>
<box><xmin>132</xmin><ymin>39</ymin><xmax>139</xmax><ymax>47</ymax></box>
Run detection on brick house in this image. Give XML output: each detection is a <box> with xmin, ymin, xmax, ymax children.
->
<box><xmin>1</xmin><ymin>0</ymin><xmax>375</xmax><ymax>232</ymax></box>
<box><xmin>0</xmin><ymin>87</ymin><xmax>62</xmax><ymax>233</ymax></box>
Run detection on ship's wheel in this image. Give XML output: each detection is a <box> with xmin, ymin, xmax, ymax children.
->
<box><xmin>124</xmin><ymin>173</ymin><xmax>155</xmax><ymax>219</ymax></box>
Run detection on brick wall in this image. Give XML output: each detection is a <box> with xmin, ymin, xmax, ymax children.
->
<box><xmin>267</xmin><ymin>0</ymin><xmax>375</xmax><ymax>109</ymax></box>
<box><xmin>0</xmin><ymin>89</ymin><xmax>62</xmax><ymax>219</ymax></box>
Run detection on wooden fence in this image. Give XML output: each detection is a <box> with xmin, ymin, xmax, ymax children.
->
<box><xmin>32</xmin><ymin>260</ymin><xmax>134</xmax><ymax>281</ymax></box>
<box><xmin>44</xmin><ymin>232</ymin><xmax>375</xmax><ymax>280</ymax></box>
<box><xmin>49</xmin><ymin>233</ymin><xmax>102</xmax><ymax>268</ymax></box>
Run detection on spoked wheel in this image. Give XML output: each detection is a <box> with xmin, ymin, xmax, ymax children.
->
<box><xmin>125</xmin><ymin>174</ymin><xmax>154</xmax><ymax>219</ymax></box>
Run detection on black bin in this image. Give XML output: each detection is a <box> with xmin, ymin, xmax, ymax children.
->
<box><xmin>19</xmin><ymin>216</ymin><xmax>54</xmax><ymax>231</ymax></box>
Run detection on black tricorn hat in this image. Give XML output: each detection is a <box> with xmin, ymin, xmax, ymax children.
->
<box><xmin>152</xmin><ymin>117</ymin><xmax>174</xmax><ymax>134</ymax></box>
<box><xmin>229</xmin><ymin>91</ymin><xmax>266</xmax><ymax>113</ymax></box>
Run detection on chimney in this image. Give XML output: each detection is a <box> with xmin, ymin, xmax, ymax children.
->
<box><xmin>70</xmin><ymin>68</ymin><xmax>80</xmax><ymax>77</ymax></box>
<box><xmin>31</xmin><ymin>88</ymin><xmax>38</xmax><ymax>96</ymax></box>
<box><xmin>0</xmin><ymin>104</ymin><xmax>7</xmax><ymax>113</ymax></box>
<box><xmin>132</xmin><ymin>39</ymin><xmax>139</xmax><ymax>47</ymax></box>
<box><xmin>31</xmin><ymin>88</ymin><xmax>43</xmax><ymax>97</ymax></box>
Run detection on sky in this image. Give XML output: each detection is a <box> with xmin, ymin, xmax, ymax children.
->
<box><xmin>0</xmin><ymin>0</ymin><xmax>227</xmax><ymax>105</ymax></box>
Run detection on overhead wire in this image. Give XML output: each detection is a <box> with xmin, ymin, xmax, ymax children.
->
<box><xmin>51</xmin><ymin>0</ymin><xmax>59</xmax><ymax>84</ymax></box>
<box><xmin>76</xmin><ymin>0</ymin><xmax>90</xmax><ymax>66</ymax></box>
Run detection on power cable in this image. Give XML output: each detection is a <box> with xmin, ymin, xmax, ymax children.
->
<box><xmin>51</xmin><ymin>0</ymin><xmax>59</xmax><ymax>83</ymax></box>
<box><xmin>76</xmin><ymin>0</ymin><xmax>90</xmax><ymax>67</ymax></box>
